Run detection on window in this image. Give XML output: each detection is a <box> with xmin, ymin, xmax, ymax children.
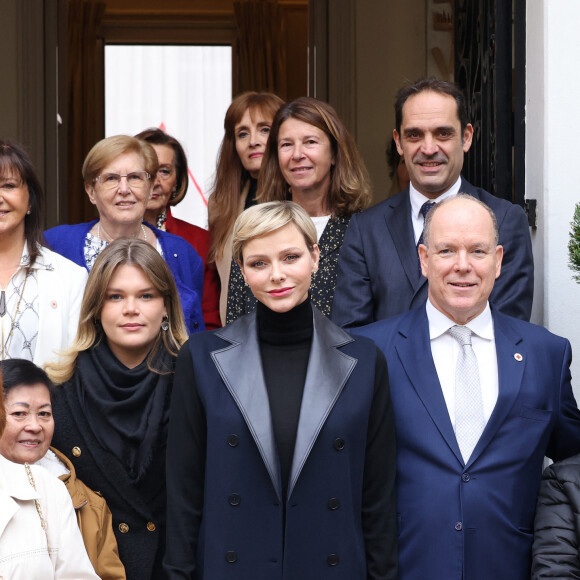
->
<box><xmin>105</xmin><ymin>45</ymin><xmax>232</xmax><ymax>228</ymax></box>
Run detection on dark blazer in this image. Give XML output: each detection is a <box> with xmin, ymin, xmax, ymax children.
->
<box><xmin>353</xmin><ymin>306</ymin><xmax>580</xmax><ymax>580</ymax></box>
<box><xmin>226</xmin><ymin>215</ymin><xmax>351</xmax><ymax>323</ymax></box>
<box><xmin>332</xmin><ymin>178</ymin><xmax>534</xmax><ymax>327</ymax></box>
<box><xmin>532</xmin><ymin>453</ymin><xmax>580</xmax><ymax>578</ymax></box>
<box><xmin>52</xmin><ymin>385</ymin><xmax>168</xmax><ymax>580</ymax></box>
<box><xmin>164</xmin><ymin>306</ymin><xmax>398</xmax><ymax>579</ymax></box>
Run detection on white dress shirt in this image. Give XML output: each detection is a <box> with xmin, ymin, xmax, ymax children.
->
<box><xmin>409</xmin><ymin>177</ymin><xmax>462</xmax><ymax>244</ymax></box>
<box><xmin>310</xmin><ymin>215</ymin><xmax>331</xmax><ymax>242</ymax></box>
<box><xmin>426</xmin><ymin>300</ymin><xmax>499</xmax><ymax>428</ymax></box>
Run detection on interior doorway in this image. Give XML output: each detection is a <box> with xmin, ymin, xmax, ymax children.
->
<box><xmin>105</xmin><ymin>44</ymin><xmax>232</xmax><ymax>228</ymax></box>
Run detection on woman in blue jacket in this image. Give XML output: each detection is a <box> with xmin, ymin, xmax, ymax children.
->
<box><xmin>164</xmin><ymin>201</ymin><xmax>398</xmax><ymax>579</ymax></box>
<box><xmin>45</xmin><ymin>135</ymin><xmax>204</xmax><ymax>334</ymax></box>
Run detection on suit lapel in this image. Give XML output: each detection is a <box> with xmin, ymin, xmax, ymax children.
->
<box><xmin>214</xmin><ymin>315</ymin><xmax>282</xmax><ymax>500</ymax></box>
<box><xmin>288</xmin><ymin>308</ymin><xmax>357</xmax><ymax>498</ymax></box>
<box><xmin>465</xmin><ymin>311</ymin><xmax>525</xmax><ymax>466</ymax></box>
<box><xmin>395</xmin><ymin>308</ymin><xmax>464</xmax><ymax>464</ymax></box>
<box><xmin>385</xmin><ymin>191</ymin><xmax>426</xmax><ymax>294</ymax></box>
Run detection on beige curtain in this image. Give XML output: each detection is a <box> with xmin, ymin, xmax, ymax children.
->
<box><xmin>66</xmin><ymin>0</ymin><xmax>105</xmax><ymax>224</ymax></box>
<box><xmin>234</xmin><ymin>0</ymin><xmax>287</xmax><ymax>97</ymax></box>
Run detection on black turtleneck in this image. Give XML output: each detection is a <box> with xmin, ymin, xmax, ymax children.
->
<box><xmin>244</xmin><ymin>177</ymin><xmax>258</xmax><ymax>210</ymax></box>
<box><xmin>257</xmin><ymin>297</ymin><xmax>313</xmax><ymax>498</ymax></box>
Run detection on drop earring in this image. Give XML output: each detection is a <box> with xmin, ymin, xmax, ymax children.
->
<box><xmin>161</xmin><ymin>315</ymin><xmax>169</xmax><ymax>332</ymax></box>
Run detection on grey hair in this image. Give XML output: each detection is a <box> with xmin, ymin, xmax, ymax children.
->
<box><xmin>422</xmin><ymin>193</ymin><xmax>500</xmax><ymax>248</ymax></box>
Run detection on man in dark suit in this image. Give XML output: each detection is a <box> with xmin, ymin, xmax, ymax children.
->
<box><xmin>332</xmin><ymin>78</ymin><xmax>534</xmax><ymax>328</ymax></box>
<box><xmin>353</xmin><ymin>195</ymin><xmax>580</xmax><ymax>580</ymax></box>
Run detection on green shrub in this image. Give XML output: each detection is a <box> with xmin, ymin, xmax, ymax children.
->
<box><xmin>569</xmin><ymin>202</ymin><xmax>580</xmax><ymax>283</ymax></box>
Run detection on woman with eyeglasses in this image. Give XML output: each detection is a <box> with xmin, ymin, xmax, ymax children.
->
<box><xmin>45</xmin><ymin>135</ymin><xmax>204</xmax><ymax>334</ymax></box>
<box><xmin>135</xmin><ymin>128</ymin><xmax>220</xmax><ymax>330</ymax></box>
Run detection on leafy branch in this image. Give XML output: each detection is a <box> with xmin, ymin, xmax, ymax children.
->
<box><xmin>569</xmin><ymin>202</ymin><xmax>580</xmax><ymax>283</ymax></box>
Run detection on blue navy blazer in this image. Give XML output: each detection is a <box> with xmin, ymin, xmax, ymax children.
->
<box><xmin>332</xmin><ymin>178</ymin><xmax>534</xmax><ymax>327</ymax></box>
<box><xmin>353</xmin><ymin>305</ymin><xmax>580</xmax><ymax>580</ymax></box>
<box><xmin>45</xmin><ymin>220</ymin><xmax>204</xmax><ymax>333</ymax></box>
<box><xmin>164</xmin><ymin>306</ymin><xmax>398</xmax><ymax>579</ymax></box>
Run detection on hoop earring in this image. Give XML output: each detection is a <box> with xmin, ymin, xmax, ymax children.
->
<box><xmin>161</xmin><ymin>315</ymin><xmax>169</xmax><ymax>332</ymax></box>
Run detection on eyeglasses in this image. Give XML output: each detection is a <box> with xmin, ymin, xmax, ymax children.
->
<box><xmin>93</xmin><ymin>171</ymin><xmax>151</xmax><ymax>189</ymax></box>
<box><xmin>157</xmin><ymin>167</ymin><xmax>175</xmax><ymax>181</ymax></box>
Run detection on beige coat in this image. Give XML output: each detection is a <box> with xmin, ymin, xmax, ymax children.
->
<box><xmin>52</xmin><ymin>447</ymin><xmax>126</xmax><ymax>580</ymax></box>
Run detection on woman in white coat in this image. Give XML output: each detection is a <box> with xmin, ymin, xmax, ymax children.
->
<box><xmin>0</xmin><ymin>140</ymin><xmax>87</xmax><ymax>366</ymax></box>
<box><xmin>0</xmin><ymin>374</ymin><xmax>98</xmax><ymax>578</ymax></box>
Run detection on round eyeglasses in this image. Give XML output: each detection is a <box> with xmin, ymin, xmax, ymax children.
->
<box><xmin>93</xmin><ymin>171</ymin><xmax>151</xmax><ymax>189</ymax></box>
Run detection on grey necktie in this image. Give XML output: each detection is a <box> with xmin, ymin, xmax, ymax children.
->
<box><xmin>417</xmin><ymin>201</ymin><xmax>436</xmax><ymax>273</ymax></box>
<box><xmin>448</xmin><ymin>325</ymin><xmax>485</xmax><ymax>463</ymax></box>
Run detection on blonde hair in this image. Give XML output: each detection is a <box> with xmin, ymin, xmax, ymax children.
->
<box><xmin>232</xmin><ymin>201</ymin><xmax>317</xmax><ymax>264</ymax></box>
<box><xmin>82</xmin><ymin>135</ymin><xmax>159</xmax><ymax>187</ymax></box>
<box><xmin>45</xmin><ymin>239</ymin><xmax>188</xmax><ymax>385</ymax></box>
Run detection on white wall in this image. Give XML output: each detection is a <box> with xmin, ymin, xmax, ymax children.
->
<box><xmin>527</xmin><ymin>0</ymin><xmax>580</xmax><ymax>401</ymax></box>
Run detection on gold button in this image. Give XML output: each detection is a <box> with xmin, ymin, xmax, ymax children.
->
<box><xmin>146</xmin><ymin>522</ymin><xmax>156</xmax><ymax>532</ymax></box>
<box><xmin>72</xmin><ymin>446</ymin><xmax>81</xmax><ymax>457</ymax></box>
<box><xmin>118</xmin><ymin>523</ymin><xmax>129</xmax><ymax>533</ymax></box>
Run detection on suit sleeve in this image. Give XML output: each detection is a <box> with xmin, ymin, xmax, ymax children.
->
<box><xmin>532</xmin><ymin>464</ymin><xmax>580</xmax><ymax>578</ymax></box>
<box><xmin>363</xmin><ymin>347</ymin><xmax>398</xmax><ymax>580</ymax></box>
<box><xmin>164</xmin><ymin>341</ymin><xmax>207</xmax><ymax>579</ymax></box>
<box><xmin>547</xmin><ymin>339</ymin><xmax>580</xmax><ymax>462</ymax></box>
<box><xmin>331</xmin><ymin>213</ymin><xmax>377</xmax><ymax>328</ymax></box>
<box><xmin>489</xmin><ymin>202</ymin><xmax>534</xmax><ymax>321</ymax></box>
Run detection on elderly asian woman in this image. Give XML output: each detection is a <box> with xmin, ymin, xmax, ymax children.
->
<box><xmin>45</xmin><ymin>135</ymin><xmax>204</xmax><ymax>333</ymax></box>
<box><xmin>0</xmin><ymin>366</ymin><xmax>99</xmax><ymax>579</ymax></box>
<box><xmin>0</xmin><ymin>358</ymin><xmax>125</xmax><ymax>579</ymax></box>
<box><xmin>164</xmin><ymin>201</ymin><xmax>397</xmax><ymax>579</ymax></box>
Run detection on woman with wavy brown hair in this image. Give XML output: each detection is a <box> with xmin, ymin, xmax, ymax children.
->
<box><xmin>225</xmin><ymin>96</ymin><xmax>372</xmax><ymax>324</ymax></box>
<box><xmin>208</xmin><ymin>91</ymin><xmax>284</xmax><ymax>324</ymax></box>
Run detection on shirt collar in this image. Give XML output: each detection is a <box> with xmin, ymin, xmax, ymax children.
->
<box><xmin>426</xmin><ymin>299</ymin><xmax>494</xmax><ymax>341</ymax></box>
<box><xmin>409</xmin><ymin>176</ymin><xmax>462</xmax><ymax>219</ymax></box>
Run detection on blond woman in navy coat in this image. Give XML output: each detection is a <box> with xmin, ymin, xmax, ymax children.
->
<box><xmin>164</xmin><ymin>201</ymin><xmax>397</xmax><ymax>579</ymax></box>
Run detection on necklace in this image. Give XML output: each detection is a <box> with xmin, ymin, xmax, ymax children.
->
<box><xmin>96</xmin><ymin>221</ymin><xmax>148</xmax><ymax>243</ymax></box>
<box><xmin>1</xmin><ymin>268</ymin><xmax>30</xmax><ymax>360</ymax></box>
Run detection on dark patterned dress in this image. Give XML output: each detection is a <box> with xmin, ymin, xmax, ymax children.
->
<box><xmin>225</xmin><ymin>215</ymin><xmax>351</xmax><ymax>324</ymax></box>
